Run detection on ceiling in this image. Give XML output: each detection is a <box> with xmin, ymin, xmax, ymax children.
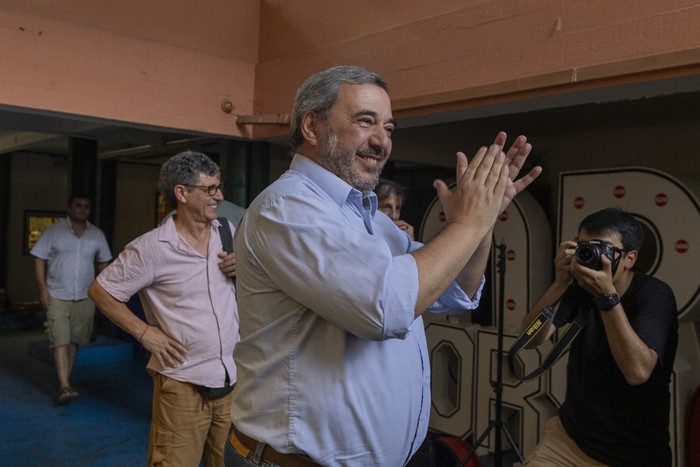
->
<box><xmin>2</xmin><ymin>72</ymin><xmax>700</xmax><ymax>170</ymax></box>
<box><xmin>0</xmin><ymin>104</ymin><xmax>238</xmax><ymax>166</ymax></box>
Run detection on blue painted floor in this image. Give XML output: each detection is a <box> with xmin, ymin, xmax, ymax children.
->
<box><xmin>0</xmin><ymin>325</ymin><xmax>152</xmax><ymax>467</ymax></box>
<box><xmin>0</xmin><ymin>319</ymin><xmax>514</xmax><ymax>467</ymax></box>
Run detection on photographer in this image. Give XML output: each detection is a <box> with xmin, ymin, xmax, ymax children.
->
<box><xmin>520</xmin><ymin>208</ymin><xmax>678</xmax><ymax>467</ymax></box>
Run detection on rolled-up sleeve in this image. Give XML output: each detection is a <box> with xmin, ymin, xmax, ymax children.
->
<box><xmin>380</xmin><ymin>253</ymin><xmax>420</xmax><ymax>339</ymax></box>
<box><xmin>428</xmin><ymin>276</ymin><xmax>484</xmax><ymax>314</ymax></box>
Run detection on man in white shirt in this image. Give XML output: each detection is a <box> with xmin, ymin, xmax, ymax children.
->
<box><xmin>31</xmin><ymin>193</ymin><xmax>112</xmax><ymax>406</ymax></box>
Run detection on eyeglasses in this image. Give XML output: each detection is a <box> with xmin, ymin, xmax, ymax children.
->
<box><xmin>183</xmin><ymin>183</ymin><xmax>224</xmax><ymax>196</ymax></box>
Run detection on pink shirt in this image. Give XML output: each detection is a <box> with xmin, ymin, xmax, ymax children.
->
<box><xmin>97</xmin><ymin>217</ymin><xmax>238</xmax><ymax>388</ymax></box>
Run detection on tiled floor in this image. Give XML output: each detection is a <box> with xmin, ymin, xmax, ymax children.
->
<box><xmin>0</xmin><ymin>323</ymin><xmax>152</xmax><ymax>467</ymax></box>
<box><xmin>0</xmin><ymin>317</ymin><xmax>517</xmax><ymax>467</ymax></box>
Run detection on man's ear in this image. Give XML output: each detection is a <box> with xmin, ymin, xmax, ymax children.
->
<box><xmin>624</xmin><ymin>249</ymin><xmax>638</xmax><ymax>269</ymax></box>
<box><xmin>300</xmin><ymin>111</ymin><xmax>320</xmax><ymax>147</ymax></box>
<box><xmin>174</xmin><ymin>186</ymin><xmax>189</xmax><ymax>205</ymax></box>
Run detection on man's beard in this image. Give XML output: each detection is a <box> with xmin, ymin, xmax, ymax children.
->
<box><xmin>318</xmin><ymin>126</ymin><xmax>384</xmax><ymax>195</ymax></box>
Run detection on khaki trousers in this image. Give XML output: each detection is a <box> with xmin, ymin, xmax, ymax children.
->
<box><xmin>147</xmin><ymin>373</ymin><xmax>233</xmax><ymax>467</ymax></box>
<box><xmin>523</xmin><ymin>416</ymin><xmax>608</xmax><ymax>467</ymax></box>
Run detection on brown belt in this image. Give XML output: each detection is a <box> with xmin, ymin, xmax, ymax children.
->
<box><xmin>229</xmin><ymin>425</ymin><xmax>319</xmax><ymax>467</ymax></box>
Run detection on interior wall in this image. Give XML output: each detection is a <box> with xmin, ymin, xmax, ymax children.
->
<box><xmin>0</xmin><ymin>2</ymin><xmax>259</xmax><ymax>137</ymax></box>
<box><xmin>0</xmin><ymin>0</ymin><xmax>260</xmax><ymax>62</ymax></box>
<box><xmin>7</xmin><ymin>152</ymin><xmax>68</xmax><ymax>305</ymax></box>
<box><xmin>112</xmin><ymin>163</ymin><xmax>163</xmax><ymax>256</ymax></box>
<box><xmin>530</xmin><ymin>118</ymin><xmax>700</xmax><ymax>221</ymax></box>
<box><xmin>2</xmin><ymin>1</ymin><xmax>699</xmax><ymax>141</ymax></box>
<box><xmin>253</xmin><ymin>0</ymin><xmax>700</xmax><ymax>138</ymax></box>
<box><xmin>391</xmin><ymin>89</ymin><xmax>700</xmax><ymax>233</ymax></box>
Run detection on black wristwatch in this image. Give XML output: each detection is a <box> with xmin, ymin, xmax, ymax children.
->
<box><xmin>594</xmin><ymin>293</ymin><xmax>620</xmax><ymax>312</ymax></box>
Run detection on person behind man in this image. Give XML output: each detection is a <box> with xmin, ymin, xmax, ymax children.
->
<box><xmin>375</xmin><ymin>178</ymin><xmax>415</xmax><ymax>240</ymax></box>
<box><xmin>520</xmin><ymin>208</ymin><xmax>678</xmax><ymax>467</ymax></box>
<box><xmin>225</xmin><ymin>65</ymin><xmax>542</xmax><ymax>466</ymax></box>
<box><xmin>31</xmin><ymin>192</ymin><xmax>112</xmax><ymax>406</ymax></box>
<box><xmin>88</xmin><ymin>151</ymin><xmax>240</xmax><ymax>467</ymax></box>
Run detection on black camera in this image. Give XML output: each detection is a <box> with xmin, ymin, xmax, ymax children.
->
<box><xmin>574</xmin><ymin>240</ymin><xmax>615</xmax><ymax>271</ymax></box>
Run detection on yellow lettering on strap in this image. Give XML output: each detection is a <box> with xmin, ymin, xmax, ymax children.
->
<box><xmin>526</xmin><ymin>318</ymin><xmax>543</xmax><ymax>336</ymax></box>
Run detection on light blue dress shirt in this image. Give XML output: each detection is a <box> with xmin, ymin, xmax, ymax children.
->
<box><xmin>231</xmin><ymin>154</ymin><xmax>483</xmax><ymax>466</ymax></box>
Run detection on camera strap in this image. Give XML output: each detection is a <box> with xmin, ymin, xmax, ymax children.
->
<box><xmin>217</xmin><ymin>217</ymin><xmax>235</xmax><ymax>284</ymax></box>
<box><xmin>217</xmin><ymin>217</ymin><xmax>233</xmax><ymax>254</ymax></box>
<box><xmin>507</xmin><ymin>294</ymin><xmax>589</xmax><ymax>381</ymax></box>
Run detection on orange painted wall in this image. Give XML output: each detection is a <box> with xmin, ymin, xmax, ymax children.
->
<box><xmin>2</xmin><ymin>0</ymin><xmax>700</xmax><ymax>138</ymax></box>
<box><xmin>254</xmin><ymin>0</ymin><xmax>700</xmax><ymax>136</ymax></box>
<box><xmin>0</xmin><ymin>1</ymin><xmax>259</xmax><ymax>137</ymax></box>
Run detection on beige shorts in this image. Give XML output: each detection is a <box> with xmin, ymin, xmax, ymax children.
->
<box><xmin>45</xmin><ymin>298</ymin><xmax>95</xmax><ymax>347</ymax></box>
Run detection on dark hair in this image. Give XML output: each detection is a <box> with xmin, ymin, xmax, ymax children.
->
<box><xmin>289</xmin><ymin>65</ymin><xmax>389</xmax><ymax>154</ymax></box>
<box><xmin>158</xmin><ymin>150</ymin><xmax>220</xmax><ymax>208</ymax></box>
<box><xmin>578</xmin><ymin>208</ymin><xmax>644</xmax><ymax>252</ymax></box>
<box><xmin>374</xmin><ymin>179</ymin><xmax>406</xmax><ymax>204</ymax></box>
<box><xmin>68</xmin><ymin>192</ymin><xmax>93</xmax><ymax>206</ymax></box>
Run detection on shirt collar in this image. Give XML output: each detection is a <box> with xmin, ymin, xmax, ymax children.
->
<box><xmin>158</xmin><ymin>215</ymin><xmax>221</xmax><ymax>244</ymax></box>
<box><xmin>290</xmin><ymin>153</ymin><xmax>378</xmax><ymax>215</ymax></box>
<box><xmin>66</xmin><ymin>216</ymin><xmax>92</xmax><ymax>232</ymax></box>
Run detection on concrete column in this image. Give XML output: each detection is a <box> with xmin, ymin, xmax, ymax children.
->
<box><xmin>68</xmin><ymin>137</ymin><xmax>98</xmax><ymax>221</ymax></box>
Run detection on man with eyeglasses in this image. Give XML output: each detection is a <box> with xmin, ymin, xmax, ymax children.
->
<box><xmin>158</xmin><ymin>187</ymin><xmax>246</xmax><ymax>228</ymax></box>
<box><xmin>89</xmin><ymin>150</ymin><xmax>240</xmax><ymax>467</ymax></box>
<box><xmin>520</xmin><ymin>208</ymin><xmax>678</xmax><ymax>467</ymax></box>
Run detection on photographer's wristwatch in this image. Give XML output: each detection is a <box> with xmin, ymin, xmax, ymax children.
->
<box><xmin>594</xmin><ymin>293</ymin><xmax>620</xmax><ymax>312</ymax></box>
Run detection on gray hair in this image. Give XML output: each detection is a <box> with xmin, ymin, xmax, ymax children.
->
<box><xmin>158</xmin><ymin>150</ymin><xmax>220</xmax><ymax>208</ymax></box>
<box><xmin>375</xmin><ymin>179</ymin><xmax>406</xmax><ymax>204</ymax></box>
<box><xmin>289</xmin><ymin>65</ymin><xmax>389</xmax><ymax>153</ymax></box>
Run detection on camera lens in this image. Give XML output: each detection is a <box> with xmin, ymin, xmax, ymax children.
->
<box><xmin>575</xmin><ymin>243</ymin><xmax>602</xmax><ymax>270</ymax></box>
<box><xmin>576</xmin><ymin>246</ymin><xmax>595</xmax><ymax>262</ymax></box>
